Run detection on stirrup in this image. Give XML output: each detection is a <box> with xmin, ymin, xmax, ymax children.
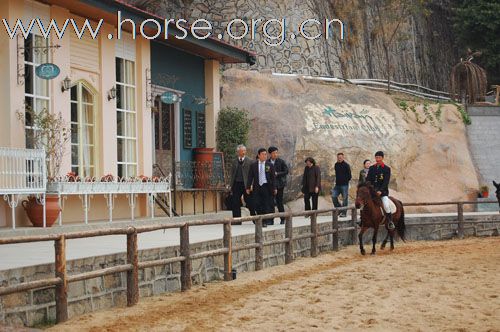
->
<box><xmin>388</xmin><ymin>222</ymin><xmax>395</xmax><ymax>230</ymax></box>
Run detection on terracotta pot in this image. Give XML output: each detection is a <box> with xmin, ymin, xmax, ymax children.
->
<box><xmin>482</xmin><ymin>192</ymin><xmax>489</xmax><ymax>198</ymax></box>
<box><xmin>22</xmin><ymin>196</ymin><xmax>60</xmax><ymax>227</ymax></box>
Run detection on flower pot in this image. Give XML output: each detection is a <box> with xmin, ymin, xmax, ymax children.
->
<box><xmin>22</xmin><ymin>196</ymin><xmax>60</xmax><ymax>227</ymax></box>
<box><xmin>482</xmin><ymin>191</ymin><xmax>489</xmax><ymax>198</ymax></box>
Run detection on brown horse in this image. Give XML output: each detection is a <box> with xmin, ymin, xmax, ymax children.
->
<box><xmin>494</xmin><ymin>181</ymin><xmax>500</xmax><ymax>209</ymax></box>
<box><xmin>355</xmin><ymin>183</ymin><xmax>406</xmax><ymax>255</ymax></box>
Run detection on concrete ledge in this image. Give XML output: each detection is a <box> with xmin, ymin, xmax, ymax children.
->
<box><xmin>467</xmin><ymin>106</ymin><xmax>500</xmax><ymax>116</ymax></box>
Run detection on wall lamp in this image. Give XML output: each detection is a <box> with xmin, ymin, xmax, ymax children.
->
<box><xmin>61</xmin><ymin>76</ymin><xmax>71</xmax><ymax>92</ymax></box>
<box><xmin>108</xmin><ymin>86</ymin><xmax>117</xmax><ymax>101</ymax></box>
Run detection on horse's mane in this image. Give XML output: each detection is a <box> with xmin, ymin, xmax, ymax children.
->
<box><xmin>358</xmin><ymin>182</ymin><xmax>382</xmax><ymax>206</ymax></box>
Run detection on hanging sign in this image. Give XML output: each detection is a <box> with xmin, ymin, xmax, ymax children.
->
<box><xmin>35</xmin><ymin>63</ymin><xmax>60</xmax><ymax>80</ymax></box>
<box><xmin>160</xmin><ymin>91</ymin><xmax>179</xmax><ymax>104</ymax></box>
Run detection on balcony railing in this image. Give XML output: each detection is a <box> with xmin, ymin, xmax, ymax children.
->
<box><xmin>175</xmin><ymin>160</ymin><xmax>227</xmax><ymax>189</ymax></box>
<box><xmin>47</xmin><ymin>175</ymin><xmax>172</xmax><ymax>225</ymax></box>
<box><xmin>0</xmin><ymin>147</ymin><xmax>46</xmax><ymax>194</ymax></box>
<box><xmin>0</xmin><ymin>147</ymin><xmax>46</xmax><ymax>229</ymax></box>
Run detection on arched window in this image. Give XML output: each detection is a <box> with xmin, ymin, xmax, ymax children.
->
<box><xmin>70</xmin><ymin>82</ymin><xmax>96</xmax><ymax>177</ymax></box>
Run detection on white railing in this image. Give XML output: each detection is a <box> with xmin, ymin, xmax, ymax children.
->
<box><xmin>0</xmin><ymin>147</ymin><xmax>47</xmax><ymax>229</ymax></box>
<box><xmin>0</xmin><ymin>147</ymin><xmax>46</xmax><ymax>194</ymax></box>
<box><xmin>46</xmin><ymin>174</ymin><xmax>172</xmax><ymax>225</ymax></box>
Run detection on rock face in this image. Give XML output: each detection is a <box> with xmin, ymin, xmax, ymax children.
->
<box><xmin>221</xmin><ymin>69</ymin><xmax>480</xmax><ymax>211</ymax></box>
<box><xmin>130</xmin><ymin>0</ymin><xmax>458</xmax><ymax>90</ymax></box>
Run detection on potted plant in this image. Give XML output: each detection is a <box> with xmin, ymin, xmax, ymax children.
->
<box><xmin>480</xmin><ymin>185</ymin><xmax>489</xmax><ymax>198</ymax></box>
<box><xmin>17</xmin><ymin>106</ymin><xmax>69</xmax><ymax>227</ymax></box>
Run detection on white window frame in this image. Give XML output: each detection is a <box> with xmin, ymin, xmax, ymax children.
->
<box><xmin>70</xmin><ymin>82</ymin><xmax>97</xmax><ymax>177</ymax></box>
<box><xmin>116</xmin><ymin>57</ymin><xmax>138</xmax><ymax>178</ymax></box>
<box><xmin>24</xmin><ymin>33</ymin><xmax>50</xmax><ymax>149</ymax></box>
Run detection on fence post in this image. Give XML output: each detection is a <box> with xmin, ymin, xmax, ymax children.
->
<box><xmin>255</xmin><ymin>217</ymin><xmax>263</xmax><ymax>271</ymax></box>
<box><xmin>457</xmin><ymin>203</ymin><xmax>464</xmax><ymax>239</ymax></box>
<box><xmin>332</xmin><ymin>210</ymin><xmax>339</xmax><ymax>251</ymax></box>
<box><xmin>310</xmin><ymin>212</ymin><xmax>318</xmax><ymax>257</ymax></box>
<box><xmin>285</xmin><ymin>215</ymin><xmax>293</xmax><ymax>264</ymax></box>
<box><xmin>223</xmin><ymin>220</ymin><xmax>233</xmax><ymax>281</ymax></box>
<box><xmin>126</xmin><ymin>228</ymin><xmax>139</xmax><ymax>306</ymax></box>
<box><xmin>55</xmin><ymin>235</ymin><xmax>68</xmax><ymax>323</ymax></box>
<box><xmin>180</xmin><ymin>224</ymin><xmax>192</xmax><ymax>290</ymax></box>
<box><xmin>351</xmin><ymin>207</ymin><xmax>358</xmax><ymax>245</ymax></box>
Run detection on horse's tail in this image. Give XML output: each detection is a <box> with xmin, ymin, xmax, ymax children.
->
<box><xmin>396</xmin><ymin>200</ymin><xmax>406</xmax><ymax>242</ymax></box>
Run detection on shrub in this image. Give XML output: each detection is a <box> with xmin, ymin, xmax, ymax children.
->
<box><xmin>216</xmin><ymin>107</ymin><xmax>251</xmax><ymax>171</ymax></box>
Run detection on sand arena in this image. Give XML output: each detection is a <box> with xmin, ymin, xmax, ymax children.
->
<box><xmin>48</xmin><ymin>237</ymin><xmax>500</xmax><ymax>332</ymax></box>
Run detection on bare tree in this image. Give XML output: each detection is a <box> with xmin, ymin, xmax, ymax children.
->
<box><xmin>373</xmin><ymin>0</ymin><xmax>427</xmax><ymax>93</ymax></box>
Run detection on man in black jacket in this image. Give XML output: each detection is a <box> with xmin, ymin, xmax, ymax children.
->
<box><xmin>268</xmin><ymin>146</ymin><xmax>289</xmax><ymax>224</ymax></box>
<box><xmin>229</xmin><ymin>145</ymin><xmax>252</xmax><ymax>220</ymax></box>
<box><xmin>247</xmin><ymin>148</ymin><xmax>277</xmax><ymax>226</ymax></box>
<box><xmin>332</xmin><ymin>152</ymin><xmax>352</xmax><ymax>217</ymax></box>
<box><xmin>366</xmin><ymin>150</ymin><xmax>394</xmax><ymax>230</ymax></box>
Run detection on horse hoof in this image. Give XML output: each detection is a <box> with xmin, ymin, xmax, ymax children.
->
<box><xmin>380</xmin><ymin>245</ymin><xmax>385</xmax><ymax>250</ymax></box>
<box><xmin>371</xmin><ymin>251</ymin><xmax>376</xmax><ymax>255</ymax></box>
<box><xmin>390</xmin><ymin>246</ymin><xmax>395</xmax><ymax>251</ymax></box>
<box><xmin>361</xmin><ymin>250</ymin><xmax>366</xmax><ymax>255</ymax></box>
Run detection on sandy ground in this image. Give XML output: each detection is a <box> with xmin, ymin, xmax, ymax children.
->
<box><xmin>49</xmin><ymin>238</ymin><xmax>500</xmax><ymax>332</ymax></box>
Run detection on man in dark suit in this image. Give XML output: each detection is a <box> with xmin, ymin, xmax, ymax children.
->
<box><xmin>268</xmin><ymin>146</ymin><xmax>289</xmax><ymax>224</ymax></box>
<box><xmin>246</xmin><ymin>148</ymin><xmax>277</xmax><ymax>226</ymax></box>
<box><xmin>230</xmin><ymin>145</ymin><xmax>252</xmax><ymax>220</ymax></box>
<box><xmin>366</xmin><ymin>150</ymin><xmax>394</xmax><ymax>230</ymax></box>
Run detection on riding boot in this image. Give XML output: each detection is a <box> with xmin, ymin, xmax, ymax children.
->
<box><xmin>386</xmin><ymin>212</ymin><xmax>395</xmax><ymax>230</ymax></box>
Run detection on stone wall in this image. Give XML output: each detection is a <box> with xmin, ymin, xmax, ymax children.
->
<box><xmin>466</xmin><ymin>106</ymin><xmax>500</xmax><ymax>196</ymax></box>
<box><xmin>1</xmin><ymin>214</ymin><xmax>499</xmax><ymax>327</ymax></box>
<box><xmin>129</xmin><ymin>0</ymin><xmax>458</xmax><ymax>90</ymax></box>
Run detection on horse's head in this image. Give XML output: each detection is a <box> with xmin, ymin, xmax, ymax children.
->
<box><xmin>494</xmin><ymin>181</ymin><xmax>500</xmax><ymax>207</ymax></box>
<box><xmin>356</xmin><ymin>183</ymin><xmax>372</xmax><ymax>209</ymax></box>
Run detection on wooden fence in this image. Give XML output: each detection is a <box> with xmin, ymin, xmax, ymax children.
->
<box><xmin>0</xmin><ymin>200</ymin><xmax>498</xmax><ymax>324</ymax></box>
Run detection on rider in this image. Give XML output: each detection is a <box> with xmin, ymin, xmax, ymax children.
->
<box><xmin>366</xmin><ymin>151</ymin><xmax>395</xmax><ymax>230</ymax></box>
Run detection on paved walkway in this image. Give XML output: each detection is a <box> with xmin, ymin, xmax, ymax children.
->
<box><xmin>0</xmin><ymin>211</ymin><xmax>497</xmax><ymax>271</ymax></box>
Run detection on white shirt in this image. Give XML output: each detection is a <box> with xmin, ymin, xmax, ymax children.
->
<box><xmin>258</xmin><ymin>161</ymin><xmax>267</xmax><ymax>186</ymax></box>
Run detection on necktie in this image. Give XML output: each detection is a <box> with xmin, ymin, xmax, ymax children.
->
<box><xmin>259</xmin><ymin>162</ymin><xmax>265</xmax><ymax>186</ymax></box>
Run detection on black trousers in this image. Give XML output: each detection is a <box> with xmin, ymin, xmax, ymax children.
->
<box><xmin>253</xmin><ymin>184</ymin><xmax>274</xmax><ymax>224</ymax></box>
<box><xmin>231</xmin><ymin>181</ymin><xmax>245</xmax><ymax>218</ymax></box>
<box><xmin>304</xmin><ymin>192</ymin><xmax>319</xmax><ymax>211</ymax></box>
<box><xmin>231</xmin><ymin>181</ymin><xmax>257</xmax><ymax>218</ymax></box>
<box><xmin>275</xmin><ymin>187</ymin><xmax>285</xmax><ymax>221</ymax></box>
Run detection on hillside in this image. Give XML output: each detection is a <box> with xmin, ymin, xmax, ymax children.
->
<box><xmin>220</xmin><ymin>69</ymin><xmax>480</xmax><ymax>211</ymax></box>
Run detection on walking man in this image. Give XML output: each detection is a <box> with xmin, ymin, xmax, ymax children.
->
<box><xmin>230</xmin><ymin>145</ymin><xmax>252</xmax><ymax>221</ymax></box>
<box><xmin>366</xmin><ymin>151</ymin><xmax>395</xmax><ymax>230</ymax></box>
<box><xmin>268</xmin><ymin>146</ymin><xmax>289</xmax><ymax>224</ymax></box>
<box><xmin>332</xmin><ymin>152</ymin><xmax>352</xmax><ymax>217</ymax></box>
<box><xmin>247</xmin><ymin>148</ymin><xmax>277</xmax><ymax>226</ymax></box>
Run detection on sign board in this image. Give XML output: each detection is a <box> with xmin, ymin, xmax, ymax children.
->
<box><xmin>35</xmin><ymin>63</ymin><xmax>60</xmax><ymax>80</ymax></box>
<box><xmin>160</xmin><ymin>91</ymin><xmax>179</xmax><ymax>104</ymax></box>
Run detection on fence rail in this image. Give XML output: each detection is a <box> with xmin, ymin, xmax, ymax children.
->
<box><xmin>0</xmin><ymin>200</ymin><xmax>498</xmax><ymax>324</ymax></box>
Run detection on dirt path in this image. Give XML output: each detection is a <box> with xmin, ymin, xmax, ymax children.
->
<box><xmin>49</xmin><ymin>238</ymin><xmax>500</xmax><ymax>332</ymax></box>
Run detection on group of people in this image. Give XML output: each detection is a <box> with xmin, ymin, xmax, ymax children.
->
<box><xmin>229</xmin><ymin>145</ymin><xmax>394</xmax><ymax>229</ymax></box>
<box><xmin>229</xmin><ymin>145</ymin><xmax>288</xmax><ymax>227</ymax></box>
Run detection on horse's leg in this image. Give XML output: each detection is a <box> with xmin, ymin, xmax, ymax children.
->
<box><xmin>381</xmin><ymin>232</ymin><xmax>389</xmax><ymax>250</ymax></box>
<box><xmin>358</xmin><ymin>227</ymin><xmax>367</xmax><ymax>255</ymax></box>
<box><xmin>389</xmin><ymin>229</ymin><xmax>395</xmax><ymax>250</ymax></box>
<box><xmin>371</xmin><ymin>225</ymin><xmax>378</xmax><ymax>255</ymax></box>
